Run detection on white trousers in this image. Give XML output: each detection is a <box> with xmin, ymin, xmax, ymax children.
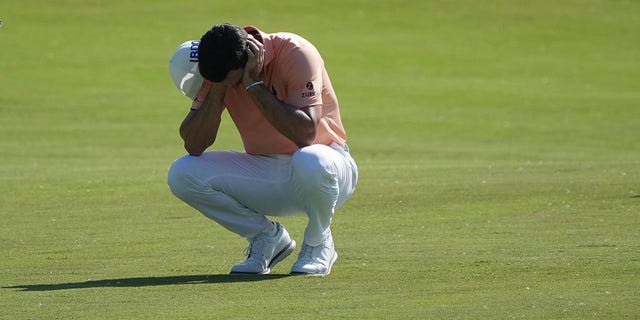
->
<box><xmin>167</xmin><ymin>143</ymin><xmax>358</xmax><ymax>246</ymax></box>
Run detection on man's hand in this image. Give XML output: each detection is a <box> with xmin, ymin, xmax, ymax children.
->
<box><xmin>191</xmin><ymin>80</ymin><xmax>211</xmax><ymax>110</ymax></box>
<box><xmin>191</xmin><ymin>80</ymin><xmax>228</xmax><ymax>110</ymax></box>
<box><xmin>209</xmin><ymin>81</ymin><xmax>229</xmax><ymax>101</ymax></box>
<box><xmin>242</xmin><ymin>34</ymin><xmax>264</xmax><ymax>86</ymax></box>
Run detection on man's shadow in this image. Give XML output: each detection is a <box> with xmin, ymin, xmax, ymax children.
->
<box><xmin>4</xmin><ymin>274</ymin><xmax>292</xmax><ymax>291</ymax></box>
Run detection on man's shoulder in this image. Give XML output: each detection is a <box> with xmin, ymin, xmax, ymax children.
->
<box><xmin>269</xmin><ymin>31</ymin><xmax>313</xmax><ymax>49</ymax></box>
<box><xmin>270</xmin><ymin>31</ymin><xmax>303</xmax><ymax>39</ymax></box>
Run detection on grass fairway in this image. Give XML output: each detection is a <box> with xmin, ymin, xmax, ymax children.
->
<box><xmin>1</xmin><ymin>0</ymin><xmax>639</xmax><ymax>318</ymax></box>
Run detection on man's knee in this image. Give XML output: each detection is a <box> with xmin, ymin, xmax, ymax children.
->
<box><xmin>167</xmin><ymin>156</ymin><xmax>196</xmax><ymax>200</ymax></box>
<box><xmin>291</xmin><ymin>145</ymin><xmax>336</xmax><ymax>182</ymax></box>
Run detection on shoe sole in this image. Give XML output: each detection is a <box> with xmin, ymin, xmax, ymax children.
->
<box><xmin>229</xmin><ymin>240</ymin><xmax>296</xmax><ymax>275</ymax></box>
<box><xmin>290</xmin><ymin>251</ymin><xmax>338</xmax><ymax>277</ymax></box>
<box><xmin>269</xmin><ymin>240</ymin><xmax>296</xmax><ymax>269</ymax></box>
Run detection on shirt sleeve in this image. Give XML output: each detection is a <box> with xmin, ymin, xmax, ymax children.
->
<box><xmin>282</xmin><ymin>40</ymin><xmax>324</xmax><ymax>108</ymax></box>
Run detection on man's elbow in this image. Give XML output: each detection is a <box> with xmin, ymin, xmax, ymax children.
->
<box><xmin>184</xmin><ymin>143</ymin><xmax>206</xmax><ymax>156</ymax></box>
<box><xmin>181</xmin><ymin>133</ymin><xmax>215</xmax><ymax>156</ymax></box>
<box><xmin>295</xmin><ymin>127</ymin><xmax>316</xmax><ymax>147</ymax></box>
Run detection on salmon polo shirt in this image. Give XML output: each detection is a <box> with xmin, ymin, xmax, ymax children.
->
<box><xmin>222</xmin><ymin>26</ymin><xmax>346</xmax><ymax>155</ymax></box>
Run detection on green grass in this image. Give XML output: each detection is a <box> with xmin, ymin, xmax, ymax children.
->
<box><xmin>1</xmin><ymin>0</ymin><xmax>639</xmax><ymax>318</ymax></box>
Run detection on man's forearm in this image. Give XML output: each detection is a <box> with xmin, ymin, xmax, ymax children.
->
<box><xmin>246</xmin><ymin>83</ymin><xmax>318</xmax><ymax>147</ymax></box>
<box><xmin>179</xmin><ymin>90</ymin><xmax>225</xmax><ymax>156</ymax></box>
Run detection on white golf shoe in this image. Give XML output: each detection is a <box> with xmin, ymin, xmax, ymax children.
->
<box><xmin>290</xmin><ymin>232</ymin><xmax>338</xmax><ymax>276</ymax></box>
<box><xmin>230</xmin><ymin>222</ymin><xmax>296</xmax><ymax>275</ymax></box>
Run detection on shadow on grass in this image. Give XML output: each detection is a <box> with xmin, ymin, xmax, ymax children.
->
<box><xmin>4</xmin><ymin>274</ymin><xmax>293</xmax><ymax>291</ymax></box>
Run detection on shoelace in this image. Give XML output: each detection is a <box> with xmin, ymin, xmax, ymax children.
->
<box><xmin>242</xmin><ymin>245</ymin><xmax>252</xmax><ymax>257</ymax></box>
<box><xmin>242</xmin><ymin>224</ymin><xmax>280</xmax><ymax>259</ymax></box>
<box><xmin>243</xmin><ymin>234</ymin><xmax>270</xmax><ymax>259</ymax></box>
<box><xmin>298</xmin><ymin>244</ymin><xmax>314</xmax><ymax>260</ymax></box>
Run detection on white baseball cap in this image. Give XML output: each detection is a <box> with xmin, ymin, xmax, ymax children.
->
<box><xmin>169</xmin><ymin>40</ymin><xmax>204</xmax><ymax>100</ymax></box>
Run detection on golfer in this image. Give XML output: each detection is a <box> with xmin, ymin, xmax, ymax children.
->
<box><xmin>167</xmin><ymin>23</ymin><xmax>358</xmax><ymax>275</ymax></box>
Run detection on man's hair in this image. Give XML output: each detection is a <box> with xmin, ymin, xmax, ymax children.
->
<box><xmin>197</xmin><ymin>23</ymin><xmax>248</xmax><ymax>82</ymax></box>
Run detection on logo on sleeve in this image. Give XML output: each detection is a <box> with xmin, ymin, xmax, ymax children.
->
<box><xmin>302</xmin><ymin>81</ymin><xmax>316</xmax><ymax>98</ymax></box>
